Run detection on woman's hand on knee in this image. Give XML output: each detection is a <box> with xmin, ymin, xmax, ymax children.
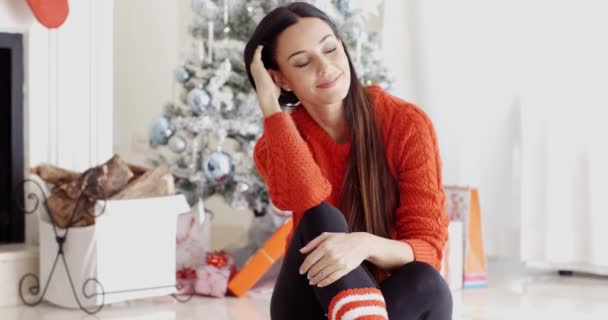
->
<box><xmin>299</xmin><ymin>232</ymin><xmax>371</xmax><ymax>287</ymax></box>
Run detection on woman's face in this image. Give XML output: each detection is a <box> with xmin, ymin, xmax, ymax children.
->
<box><xmin>271</xmin><ymin>17</ymin><xmax>351</xmax><ymax>107</ymax></box>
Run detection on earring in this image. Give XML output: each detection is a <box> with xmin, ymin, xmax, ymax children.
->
<box><xmin>279</xmin><ymin>90</ymin><xmax>301</xmax><ymax>107</ymax></box>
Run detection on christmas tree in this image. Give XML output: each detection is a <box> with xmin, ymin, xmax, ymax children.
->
<box><xmin>148</xmin><ymin>0</ymin><xmax>393</xmax><ymax>216</ymax></box>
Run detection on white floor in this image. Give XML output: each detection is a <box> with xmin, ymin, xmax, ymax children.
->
<box><xmin>2</xmin><ymin>257</ymin><xmax>608</xmax><ymax>320</ymax></box>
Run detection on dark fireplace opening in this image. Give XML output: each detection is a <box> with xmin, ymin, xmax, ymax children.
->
<box><xmin>0</xmin><ymin>33</ymin><xmax>24</xmax><ymax>244</ymax></box>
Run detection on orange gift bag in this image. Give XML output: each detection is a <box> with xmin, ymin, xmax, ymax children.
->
<box><xmin>443</xmin><ymin>186</ymin><xmax>488</xmax><ymax>288</ymax></box>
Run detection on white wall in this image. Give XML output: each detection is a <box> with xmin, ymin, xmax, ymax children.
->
<box><xmin>518</xmin><ymin>2</ymin><xmax>608</xmax><ymax>273</ymax></box>
<box><xmin>113</xmin><ymin>0</ymin><xmax>179</xmax><ymax>165</ymax></box>
<box><xmin>379</xmin><ymin>0</ymin><xmax>421</xmax><ymax>103</ymax></box>
<box><xmin>113</xmin><ymin>0</ymin><xmax>199</xmax><ymax>165</ymax></box>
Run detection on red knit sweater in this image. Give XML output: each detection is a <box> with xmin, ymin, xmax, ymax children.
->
<box><xmin>253</xmin><ymin>85</ymin><xmax>449</xmax><ymax>271</ymax></box>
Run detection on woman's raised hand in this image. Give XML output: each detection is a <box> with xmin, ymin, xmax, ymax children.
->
<box><xmin>249</xmin><ymin>45</ymin><xmax>282</xmax><ymax>117</ymax></box>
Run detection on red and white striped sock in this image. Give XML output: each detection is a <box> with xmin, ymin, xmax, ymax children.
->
<box><xmin>328</xmin><ymin>288</ymin><xmax>388</xmax><ymax>320</ymax></box>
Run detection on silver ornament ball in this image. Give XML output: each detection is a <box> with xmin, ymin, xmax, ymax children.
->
<box><xmin>149</xmin><ymin>117</ymin><xmax>174</xmax><ymax>146</ymax></box>
<box><xmin>187</xmin><ymin>87</ymin><xmax>211</xmax><ymax>114</ymax></box>
<box><xmin>168</xmin><ymin>135</ymin><xmax>188</xmax><ymax>154</ymax></box>
<box><xmin>174</xmin><ymin>66</ymin><xmax>192</xmax><ymax>84</ymax></box>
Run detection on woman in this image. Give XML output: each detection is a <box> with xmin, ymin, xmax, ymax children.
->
<box><xmin>244</xmin><ymin>2</ymin><xmax>452</xmax><ymax>320</ymax></box>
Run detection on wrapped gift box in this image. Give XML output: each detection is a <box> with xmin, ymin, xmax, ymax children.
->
<box><xmin>37</xmin><ymin>195</ymin><xmax>190</xmax><ymax>308</ymax></box>
<box><xmin>193</xmin><ymin>251</ymin><xmax>235</xmax><ymax>298</ymax></box>
<box><xmin>176</xmin><ymin>267</ymin><xmax>197</xmax><ymax>295</ymax></box>
<box><xmin>194</xmin><ymin>264</ymin><xmax>232</xmax><ymax>298</ymax></box>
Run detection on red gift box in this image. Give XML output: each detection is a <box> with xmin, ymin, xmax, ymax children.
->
<box><xmin>194</xmin><ymin>251</ymin><xmax>234</xmax><ymax>298</ymax></box>
<box><xmin>176</xmin><ymin>266</ymin><xmax>197</xmax><ymax>295</ymax></box>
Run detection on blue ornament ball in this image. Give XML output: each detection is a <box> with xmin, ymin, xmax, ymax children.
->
<box><xmin>174</xmin><ymin>66</ymin><xmax>192</xmax><ymax>84</ymax></box>
<box><xmin>149</xmin><ymin>117</ymin><xmax>175</xmax><ymax>146</ymax></box>
<box><xmin>202</xmin><ymin>151</ymin><xmax>235</xmax><ymax>184</ymax></box>
<box><xmin>187</xmin><ymin>87</ymin><xmax>211</xmax><ymax>114</ymax></box>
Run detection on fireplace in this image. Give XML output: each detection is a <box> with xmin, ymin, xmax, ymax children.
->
<box><xmin>0</xmin><ymin>1</ymin><xmax>115</xmax><ymax>308</ymax></box>
<box><xmin>0</xmin><ymin>32</ymin><xmax>24</xmax><ymax>244</ymax></box>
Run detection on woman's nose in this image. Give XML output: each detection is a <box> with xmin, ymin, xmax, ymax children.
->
<box><xmin>317</xmin><ymin>58</ymin><xmax>333</xmax><ymax>76</ymax></box>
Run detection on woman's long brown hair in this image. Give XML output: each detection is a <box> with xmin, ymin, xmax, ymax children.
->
<box><xmin>244</xmin><ymin>2</ymin><xmax>399</xmax><ymax>239</ymax></box>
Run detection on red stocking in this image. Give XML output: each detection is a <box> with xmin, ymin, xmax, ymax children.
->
<box><xmin>26</xmin><ymin>0</ymin><xmax>69</xmax><ymax>29</ymax></box>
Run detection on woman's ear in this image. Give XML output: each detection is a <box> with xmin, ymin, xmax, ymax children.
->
<box><xmin>268</xmin><ymin>70</ymin><xmax>292</xmax><ymax>92</ymax></box>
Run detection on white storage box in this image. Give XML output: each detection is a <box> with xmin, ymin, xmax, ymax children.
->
<box><xmin>38</xmin><ymin>195</ymin><xmax>190</xmax><ymax>308</ymax></box>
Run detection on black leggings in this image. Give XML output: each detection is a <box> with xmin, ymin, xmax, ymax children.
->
<box><xmin>270</xmin><ymin>202</ymin><xmax>453</xmax><ymax>320</ymax></box>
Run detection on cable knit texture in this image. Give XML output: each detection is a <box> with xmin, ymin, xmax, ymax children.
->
<box><xmin>253</xmin><ymin>85</ymin><xmax>449</xmax><ymax>273</ymax></box>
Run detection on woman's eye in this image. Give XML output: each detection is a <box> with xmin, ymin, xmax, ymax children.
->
<box><xmin>296</xmin><ymin>62</ymin><xmax>309</xmax><ymax>68</ymax></box>
<box><xmin>295</xmin><ymin>48</ymin><xmax>336</xmax><ymax>68</ymax></box>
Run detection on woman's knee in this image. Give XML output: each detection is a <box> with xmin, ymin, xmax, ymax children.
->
<box><xmin>395</xmin><ymin>262</ymin><xmax>452</xmax><ymax>307</ymax></box>
<box><xmin>299</xmin><ymin>201</ymin><xmax>349</xmax><ymax>232</ymax></box>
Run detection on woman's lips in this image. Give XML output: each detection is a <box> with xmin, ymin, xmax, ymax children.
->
<box><xmin>317</xmin><ymin>73</ymin><xmax>342</xmax><ymax>89</ymax></box>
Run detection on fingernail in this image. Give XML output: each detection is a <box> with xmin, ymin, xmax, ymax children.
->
<box><xmin>309</xmin><ymin>281</ymin><xmax>313</xmax><ymax>285</ymax></box>
<box><xmin>299</xmin><ymin>269</ymin><xmax>303</xmax><ymax>275</ymax></box>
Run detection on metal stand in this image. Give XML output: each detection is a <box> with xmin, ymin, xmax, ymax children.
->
<box><xmin>16</xmin><ymin>177</ymin><xmax>193</xmax><ymax>315</ymax></box>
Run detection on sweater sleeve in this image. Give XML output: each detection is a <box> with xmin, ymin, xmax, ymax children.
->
<box><xmin>253</xmin><ymin>112</ymin><xmax>332</xmax><ymax>212</ymax></box>
<box><xmin>392</xmin><ymin>105</ymin><xmax>449</xmax><ymax>271</ymax></box>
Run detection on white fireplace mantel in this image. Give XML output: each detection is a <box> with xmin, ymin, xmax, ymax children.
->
<box><xmin>1</xmin><ymin>0</ymin><xmax>114</xmax><ymax>245</ymax></box>
<box><xmin>1</xmin><ymin>0</ymin><xmax>114</xmax><ymax>307</ymax></box>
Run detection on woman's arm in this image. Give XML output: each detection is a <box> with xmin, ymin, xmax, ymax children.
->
<box><xmin>254</xmin><ymin>113</ymin><xmax>332</xmax><ymax>212</ymax></box>
<box><xmin>249</xmin><ymin>45</ymin><xmax>331</xmax><ymax>212</ymax></box>
<box><xmin>388</xmin><ymin>101</ymin><xmax>449</xmax><ymax>270</ymax></box>
<box><xmin>363</xmin><ymin>233</ymin><xmax>415</xmax><ymax>271</ymax></box>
